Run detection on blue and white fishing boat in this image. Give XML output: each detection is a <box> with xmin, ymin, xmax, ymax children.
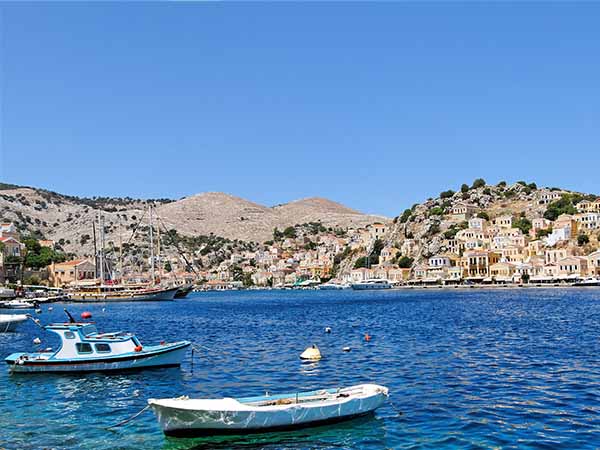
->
<box><xmin>5</xmin><ymin>311</ymin><xmax>190</xmax><ymax>373</ymax></box>
<box><xmin>149</xmin><ymin>384</ymin><xmax>389</xmax><ymax>437</ymax></box>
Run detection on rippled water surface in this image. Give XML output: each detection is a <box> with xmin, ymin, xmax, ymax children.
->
<box><xmin>1</xmin><ymin>288</ymin><xmax>600</xmax><ymax>449</ymax></box>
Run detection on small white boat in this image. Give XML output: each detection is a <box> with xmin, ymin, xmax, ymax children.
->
<box><xmin>0</xmin><ymin>314</ymin><xmax>29</xmax><ymax>332</ymax></box>
<box><xmin>0</xmin><ymin>300</ymin><xmax>36</xmax><ymax>309</ymax></box>
<box><xmin>148</xmin><ymin>383</ymin><xmax>388</xmax><ymax>437</ymax></box>
<box><xmin>351</xmin><ymin>279</ymin><xmax>392</xmax><ymax>290</ymax></box>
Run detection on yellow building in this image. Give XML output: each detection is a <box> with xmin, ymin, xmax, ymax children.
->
<box><xmin>48</xmin><ymin>260</ymin><xmax>96</xmax><ymax>287</ymax></box>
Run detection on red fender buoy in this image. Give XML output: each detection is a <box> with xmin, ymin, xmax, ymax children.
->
<box><xmin>81</xmin><ymin>311</ymin><xmax>92</xmax><ymax>320</ymax></box>
<box><xmin>365</xmin><ymin>333</ymin><xmax>371</xmax><ymax>342</ymax></box>
<box><xmin>134</xmin><ymin>345</ymin><xmax>143</xmax><ymax>352</ymax></box>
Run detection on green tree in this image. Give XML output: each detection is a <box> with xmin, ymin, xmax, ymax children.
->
<box><xmin>460</xmin><ymin>183</ymin><xmax>469</xmax><ymax>193</ymax></box>
<box><xmin>521</xmin><ymin>273</ymin><xmax>530</xmax><ymax>284</ymax></box>
<box><xmin>164</xmin><ymin>261</ymin><xmax>172</xmax><ymax>272</ymax></box>
<box><xmin>399</xmin><ymin>208</ymin><xmax>412</xmax><ymax>223</ymax></box>
<box><xmin>440</xmin><ymin>190</ymin><xmax>455</xmax><ymax>199</ymax></box>
<box><xmin>578</xmin><ymin>234</ymin><xmax>590</xmax><ymax>246</ymax></box>
<box><xmin>242</xmin><ymin>272</ymin><xmax>254</xmax><ymax>287</ymax></box>
<box><xmin>536</xmin><ymin>228</ymin><xmax>552</xmax><ymax>238</ymax></box>
<box><xmin>544</xmin><ymin>195</ymin><xmax>577</xmax><ymax>221</ymax></box>
<box><xmin>477</xmin><ymin>211</ymin><xmax>490</xmax><ymax>220</ymax></box>
<box><xmin>429</xmin><ymin>206</ymin><xmax>444</xmax><ymax>216</ymax></box>
<box><xmin>397</xmin><ymin>256</ymin><xmax>414</xmax><ymax>268</ymax></box>
<box><xmin>471</xmin><ymin>178</ymin><xmax>486</xmax><ymax>189</ymax></box>
<box><xmin>512</xmin><ymin>217</ymin><xmax>532</xmax><ymax>235</ymax></box>
<box><xmin>282</xmin><ymin>226</ymin><xmax>297</xmax><ymax>239</ymax></box>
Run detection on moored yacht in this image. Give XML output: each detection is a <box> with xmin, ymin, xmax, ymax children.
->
<box><xmin>351</xmin><ymin>279</ymin><xmax>392</xmax><ymax>290</ymax></box>
<box><xmin>68</xmin><ymin>284</ymin><xmax>180</xmax><ymax>302</ymax></box>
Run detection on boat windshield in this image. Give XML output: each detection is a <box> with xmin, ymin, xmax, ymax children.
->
<box><xmin>82</xmin><ymin>324</ymin><xmax>98</xmax><ymax>336</ymax></box>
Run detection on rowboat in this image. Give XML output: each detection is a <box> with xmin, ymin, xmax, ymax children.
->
<box><xmin>5</xmin><ymin>310</ymin><xmax>190</xmax><ymax>373</ymax></box>
<box><xmin>148</xmin><ymin>384</ymin><xmax>389</xmax><ymax>437</ymax></box>
<box><xmin>0</xmin><ymin>314</ymin><xmax>29</xmax><ymax>332</ymax></box>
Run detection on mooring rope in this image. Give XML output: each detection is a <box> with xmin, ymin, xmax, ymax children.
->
<box><xmin>105</xmin><ymin>404</ymin><xmax>151</xmax><ymax>430</ymax></box>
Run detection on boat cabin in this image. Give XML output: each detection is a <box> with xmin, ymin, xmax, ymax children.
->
<box><xmin>45</xmin><ymin>322</ymin><xmax>142</xmax><ymax>359</ymax></box>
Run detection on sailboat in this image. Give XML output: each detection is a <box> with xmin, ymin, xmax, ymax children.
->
<box><xmin>69</xmin><ymin>206</ymin><xmax>179</xmax><ymax>302</ymax></box>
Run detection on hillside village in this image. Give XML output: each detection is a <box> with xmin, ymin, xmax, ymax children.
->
<box><xmin>1</xmin><ymin>180</ymin><xmax>600</xmax><ymax>288</ymax></box>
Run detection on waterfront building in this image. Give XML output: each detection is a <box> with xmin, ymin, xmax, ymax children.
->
<box><xmin>557</xmin><ymin>256</ymin><xmax>588</xmax><ymax>278</ymax></box>
<box><xmin>490</xmin><ymin>261</ymin><xmax>516</xmax><ymax>282</ymax></box>
<box><xmin>587</xmin><ymin>251</ymin><xmax>600</xmax><ymax>275</ymax></box>
<box><xmin>545</xmin><ymin>248</ymin><xmax>569</xmax><ymax>265</ymax></box>
<box><xmin>460</xmin><ymin>251</ymin><xmax>500</xmax><ymax>279</ymax></box>
<box><xmin>48</xmin><ymin>259</ymin><xmax>96</xmax><ymax>288</ymax></box>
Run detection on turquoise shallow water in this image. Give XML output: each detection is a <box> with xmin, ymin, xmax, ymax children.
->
<box><xmin>1</xmin><ymin>288</ymin><xmax>599</xmax><ymax>449</ymax></box>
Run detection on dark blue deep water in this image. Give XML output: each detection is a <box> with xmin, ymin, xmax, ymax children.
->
<box><xmin>1</xmin><ymin>288</ymin><xmax>600</xmax><ymax>449</ymax></box>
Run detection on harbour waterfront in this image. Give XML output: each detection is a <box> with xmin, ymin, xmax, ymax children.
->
<box><xmin>1</xmin><ymin>288</ymin><xmax>599</xmax><ymax>449</ymax></box>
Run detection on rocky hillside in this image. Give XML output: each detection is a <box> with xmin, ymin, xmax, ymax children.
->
<box><xmin>0</xmin><ymin>184</ymin><xmax>387</xmax><ymax>255</ymax></box>
<box><xmin>382</xmin><ymin>179</ymin><xmax>599</xmax><ymax>266</ymax></box>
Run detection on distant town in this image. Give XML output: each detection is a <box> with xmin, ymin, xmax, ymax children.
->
<box><xmin>1</xmin><ymin>180</ymin><xmax>600</xmax><ymax>290</ymax></box>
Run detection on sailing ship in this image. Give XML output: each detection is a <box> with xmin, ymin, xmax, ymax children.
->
<box><xmin>68</xmin><ymin>205</ymin><xmax>183</xmax><ymax>302</ymax></box>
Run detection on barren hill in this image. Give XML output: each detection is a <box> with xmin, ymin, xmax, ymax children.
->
<box><xmin>0</xmin><ymin>185</ymin><xmax>388</xmax><ymax>253</ymax></box>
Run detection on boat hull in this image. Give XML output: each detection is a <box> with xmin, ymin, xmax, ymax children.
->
<box><xmin>69</xmin><ymin>286</ymin><xmax>180</xmax><ymax>302</ymax></box>
<box><xmin>149</xmin><ymin>384</ymin><xmax>388</xmax><ymax>437</ymax></box>
<box><xmin>351</xmin><ymin>284</ymin><xmax>391</xmax><ymax>290</ymax></box>
<box><xmin>0</xmin><ymin>314</ymin><xmax>28</xmax><ymax>332</ymax></box>
<box><xmin>6</xmin><ymin>342</ymin><xmax>190</xmax><ymax>373</ymax></box>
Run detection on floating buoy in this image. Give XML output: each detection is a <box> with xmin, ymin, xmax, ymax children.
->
<box><xmin>134</xmin><ymin>345</ymin><xmax>143</xmax><ymax>352</ymax></box>
<box><xmin>33</xmin><ymin>337</ymin><xmax>41</xmax><ymax>345</ymax></box>
<box><xmin>35</xmin><ymin>309</ymin><xmax>42</xmax><ymax>314</ymax></box>
<box><xmin>102</xmin><ymin>308</ymin><xmax>105</xmax><ymax>312</ymax></box>
<box><xmin>343</xmin><ymin>346</ymin><xmax>351</xmax><ymax>352</ymax></box>
<box><xmin>48</xmin><ymin>306</ymin><xmax>53</xmax><ymax>311</ymax></box>
<box><xmin>81</xmin><ymin>311</ymin><xmax>92</xmax><ymax>320</ymax></box>
<box><xmin>325</xmin><ymin>327</ymin><xmax>332</xmax><ymax>334</ymax></box>
<box><xmin>300</xmin><ymin>344</ymin><xmax>321</xmax><ymax>361</ymax></box>
<box><xmin>365</xmin><ymin>333</ymin><xmax>371</xmax><ymax>342</ymax></box>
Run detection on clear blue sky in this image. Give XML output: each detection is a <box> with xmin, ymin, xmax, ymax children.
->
<box><xmin>1</xmin><ymin>3</ymin><xmax>599</xmax><ymax>217</ymax></box>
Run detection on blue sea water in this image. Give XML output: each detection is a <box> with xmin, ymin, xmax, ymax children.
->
<box><xmin>1</xmin><ymin>288</ymin><xmax>599</xmax><ymax>449</ymax></box>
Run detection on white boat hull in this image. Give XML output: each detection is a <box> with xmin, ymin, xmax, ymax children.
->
<box><xmin>0</xmin><ymin>314</ymin><xmax>28</xmax><ymax>332</ymax></box>
<box><xmin>149</xmin><ymin>384</ymin><xmax>388</xmax><ymax>437</ymax></box>
<box><xmin>6</xmin><ymin>342</ymin><xmax>189</xmax><ymax>373</ymax></box>
<box><xmin>351</xmin><ymin>283</ymin><xmax>391</xmax><ymax>290</ymax></box>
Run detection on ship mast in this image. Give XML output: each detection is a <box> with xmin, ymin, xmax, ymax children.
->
<box><xmin>99</xmin><ymin>215</ymin><xmax>105</xmax><ymax>284</ymax></box>
<box><xmin>149</xmin><ymin>204</ymin><xmax>155</xmax><ymax>286</ymax></box>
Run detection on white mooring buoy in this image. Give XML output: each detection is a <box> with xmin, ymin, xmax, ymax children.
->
<box><xmin>33</xmin><ymin>337</ymin><xmax>42</xmax><ymax>345</ymax></box>
<box><xmin>325</xmin><ymin>327</ymin><xmax>332</xmax><ymax>334</ymax></box>
<box><xmin>343</xmin><ymin>346</ymin><xmax>351</xmax><ymax>352</ymax></box>
<box><xmin>300</xmin><ymin>344</ymin><xmax>322</xmax><ymax>361</ymax></box>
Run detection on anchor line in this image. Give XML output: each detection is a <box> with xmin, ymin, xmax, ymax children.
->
<box><xmin>105</xmin><ymin>404</ymin><xmax>151</xmax><ymax>430</ymax></box>
<box><xmin>388</xmin><ymin>398</ymin><xmax>404</xmax><ymax>417</ymax></box>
